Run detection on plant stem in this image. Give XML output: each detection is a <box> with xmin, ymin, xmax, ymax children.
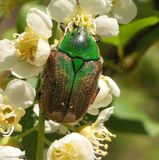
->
<box><xmin>14</xmin><ymin>126</ymin><xmax>37</xmax><ymax>140</ymax></box>
<box><xmin>49</xmin><ymin>20</ymin><xmax>58</xmax><ymax>44</ymax></box>
<box><xmin>36</xmin><ymin>111</ymin><xmax>45</xmax><ymax>160</ymax></box>
<box><xmin>117</xmin><ymin>45</ymin><xmax>124</xmax><ymax>62</ymax></box>
<box><xmin>44</xmin><ymin>137</ymin><xmax>52</xmax><ymax>146</ymax></box>
<box><xmin>35</xmin><ymin>19</ymin><xmax>58</xmax><ymax>160</ymax></box>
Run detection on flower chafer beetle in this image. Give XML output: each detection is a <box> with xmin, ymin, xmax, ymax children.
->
<box><xmin>39</xmin><ymin>26</ymin><xmax>102</xmax><ymax>123</ymax></box>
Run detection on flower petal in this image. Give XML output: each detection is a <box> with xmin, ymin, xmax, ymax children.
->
<box><xmin>79</xmin><ymin>0</ymin><xmax>112</xmax><ymax>15</ymax></box>
<box><xmin>95</xmin><ymin>15</ymin><xmax>119</xmax><ymax>37</ymax></box>
<box><xmin>32</xmin><ymin>39</ymin><xmax>50</xmax><ymax>67</ymax></box>
<box><xmin>45</xmin><ymin>120</ymin><xmax>68</xmax><ymax>134</ymax></box>
<box><xmin>12</xmin><ymin>61</ymin><xmax>43</xmax><ymax>78</ymax></box>
<box><xmin>105</xmin><ymin>0</ymin><xmax>113</xmax><ymax>13</ymax></box>
<box><xmin>47</xmin><ymin>0</ymin><xmax>77</xmax><ymax>23</ymax></box>
<box><xmin>58</xmin><ymin>125</ymin><xmax>68</xmax><ymax>134</ymax></box>
<box><xmin>103</xmin><ymin>76</ymin><xmax>120</xmax><ymax>97</ymax></box>
<box><xmin>111</xmin><ymin>0</ymin><xmax>137</xmax><ymax>24</ymax></box>
<box><xmin>4</xmin><ymin>79</ymin><xmax>36</xmax><ymax>109</ymax></box>
<box><xmin>89</xmin><ymin>77</ymin><xmax>113</xmax><ymax>109</ymax></box>
<box><xmin>87</xmin><ymin>75</ymin><xmax>119</xmax><ymax>115</ymax></box>
<box><xmin>95</xmin><ymin>106</ymin><xmax>114</xmax><ymax>125</ymax></box>
<box><xmin>47</xmin><ymin>133</ymin><xmax>94</xmax><ymax>160</ymax></box>
<box><xmin>0</xmin><ymin>39</ymin><xmax>18</xmax><ymax>70</ymax></box>
<box><xmin>45</xmin><ymin>120</ymin><xmax>60</xmax><ymax>133</ymax></box>
<box><xmin>0</xmin><ymin>39</ymin><xmax>15</xmax><ymax>62</ymax></box>
<box><xmin>33</xmin><ymin>103</ymin><xmax>39</xmax><ymax>116</ymax></box>
<box><xmin>88</xmin><ymin>95</ymin><xmax>112</xmax><ymax>115</ymax></box>
<box><xmin>87</xmin><ymin>107</ymin><xmax>99</xmax><ymax>115</ymax></box>
<box><xmin>26</xmin><ymin>8</ymin><xmax>53</xmax><ymax>38</ymax></box>
<box><xmin>0</xmin><ymin>146</ymin><xmax>25</xmax><ymax>160</ymax></box>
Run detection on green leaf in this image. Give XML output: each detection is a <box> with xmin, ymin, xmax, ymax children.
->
<box><xmin>137</xmin><ymin>6</ymin><xmax>159</xmax><ymax>19</ymax></box>
<box><xmin>102</xmin><ymin>17</ymin><xmax>159</xmax><ymax>47</ymax></box>
<box><xmin>114</xmin><ymin>87</ymin><xmax>159</xmax><ymax>136</ymax></box>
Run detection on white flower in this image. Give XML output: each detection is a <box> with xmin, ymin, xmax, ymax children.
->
<box><xmin>0</xmin><ymin>8</ymin><xmax>52</xmax><ymax>78</ymax></box>
<box><xmin>88</xmin><ymin>75</ymin><xmax>120</xmax><ymax>115</ymax></box>
<box><xmin>47</xmin><ymin>0</ymin><xmax>119</xmax><ymax>37</ymax></box>
<box><xmin>33</xmin><ymin>104</ymin><xmax>68</xmax><ymax>134</ymax></box>
<box><xmin>0</xmin><ymin>146</ymin><xmax>25</xmax><ymax>160</ymax></box>
<box><xmin>0</xmin><ymin>79</ymin><xmax>35</xmax><ymax>136</ymax></box>
<box><xmin>111</xmin><ymin>0</ymin><xmax>137</xmax><ymax>24</ymax></box>
<box><xmin>47</xmin><ymin>133</ymin><xmax>94</xmax><ymax>160</ymax></box>
<box><xmin>95</xmin><ymin>15</ymin><xmax>119</xmax><ymax>37</ymax></box>
<box><xmin>80</xmin><ymin>107</ymin><xmax>116</xmax><ymax>160</ymax></box>
<box><xmin>47</xmin><ymin>0</ymin><xmax>137</xmax><ymax>37</ymax></box>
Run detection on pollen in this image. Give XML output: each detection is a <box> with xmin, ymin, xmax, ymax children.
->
<box><xmin>72</xmin><ymin>14</ymin><xmax>96</xmax><ymax>35</ymax></box>
<box><xmin>51</xmin><ymin>143</ymin><xmax>81</xmax><ymax>160</ymax></box>
<box><xmin>15</xmin><ymin>27</ymin><xmax>39</xmax><ymax>64</ymax></box>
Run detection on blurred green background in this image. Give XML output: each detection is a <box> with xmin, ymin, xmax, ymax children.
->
<box><xmin>0</xmin><ymin>0</ymin><xmax>159</xmax><ymax>160</ymax></box>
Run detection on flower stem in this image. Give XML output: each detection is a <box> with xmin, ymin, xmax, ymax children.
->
<box><xmin>44</xmin><ymin>137</ymin><xmax>52</xmax><ymax>146</ymax></box>
<box><xmin>36</xmin><ymin>110</ymin><xmax>45</xmax><ymax>160</ymax></box>
<box><xmin>117</xmin><ymin>45</ymin><xmax>124</xmax><ymax>62</ymax></box>
<box><xmin>64</xmin><ymin>124</ymin><xmax>78</xmax><ymax>132</ymax></box>
<box><xmin>35</xmin><ymin>20</ymin><xmax>58</xmax><ymax>160</ymax></box>
<box><xmin>49</xmin><ymin>20</ymin><xmax>58</xmax><ymax>44</ymax></box>
<box><xmin>14</xmin><ymin>126</ymin><xmax>37</xmax><ymax>140</ymax></box>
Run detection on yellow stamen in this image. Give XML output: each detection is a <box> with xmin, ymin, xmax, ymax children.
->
<box><xmin>73</xmin><ymin>14</ymin><xmax>96</xmax><ymax>34</ymax></box>
<box><xmin>51</xmin><ymin>143</ymin><xmax>82</xmax><ymax>160</ymax></box>
<box><xmin>15</xmin><ymin>27</ymin><xmax>39</xmax><ymax>64</ymax></box>
<box><xmin>80</xmin><ymin>124</ymin><xmax>116</xmax><ymax>160</ymax></box>
<box><xmin>0</xmin><ymin>104</ymin><xmax>25</xmax><ymax>136</ymax></box>
<box><xmin>65</xmin><ymin>14</ymin><xmax>96</xmax><ymax>35</ymax></box>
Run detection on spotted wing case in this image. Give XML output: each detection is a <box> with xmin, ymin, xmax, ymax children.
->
<box><xmin>39</xmin><ymin>27</ymin><xmax>102</xmax><ymax>123</ymax></box>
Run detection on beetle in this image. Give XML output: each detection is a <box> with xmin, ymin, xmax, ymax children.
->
<box><xmin>39</xmin><ymin>26</ymin><xmax>102</xmax><ymax>123</ymax></box>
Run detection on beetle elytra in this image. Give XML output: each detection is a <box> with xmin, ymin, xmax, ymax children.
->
<box><xmin>39</xmin><ymin>26</ymin><xmax>102</xmax><ymax>123</ymax></box>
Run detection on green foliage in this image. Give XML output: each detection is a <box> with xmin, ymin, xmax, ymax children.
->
<box><xmin>102</xmin><ymin>16</ymin><xmax>159</xmax><ymax>47</ymax></box>
<box><xmin>112</xmin><ymin>41</ymin><xmax>159</xmax><ymax>136</ymax></box>
<box><xmin>114</xmin><ymin>87</ymin><xmax>159</xmax><ymax>136</ymax></box>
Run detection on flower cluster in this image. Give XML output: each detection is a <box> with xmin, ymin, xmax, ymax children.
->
<box><xmin>47</xmin><ymin>0</ymin><xmax>137</xmax><ymax>37</ymax></box>
<box><xmin>0</xmin><ymin>8</ymin><xmax>52</xmax><ymax>78</ymax></box>
<box><xmin>46</xmin><ymin>107</ymin><xmax>116</xmax><ymax>160</ymax></box>
<box><xmin>0</xmin><ymin>0</ymin><xmax>137</xmax><ymax>159</ymax></box>
<box><xmin>0</xmin><ymin>79</ymin><xmax>35</xmax><ymax>136</ymax></box>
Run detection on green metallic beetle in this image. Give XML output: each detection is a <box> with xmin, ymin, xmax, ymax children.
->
<box><xmin>39</xmin><ymin>26</ymin><xmax>102</xmax><ymax>123</ymax></box>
